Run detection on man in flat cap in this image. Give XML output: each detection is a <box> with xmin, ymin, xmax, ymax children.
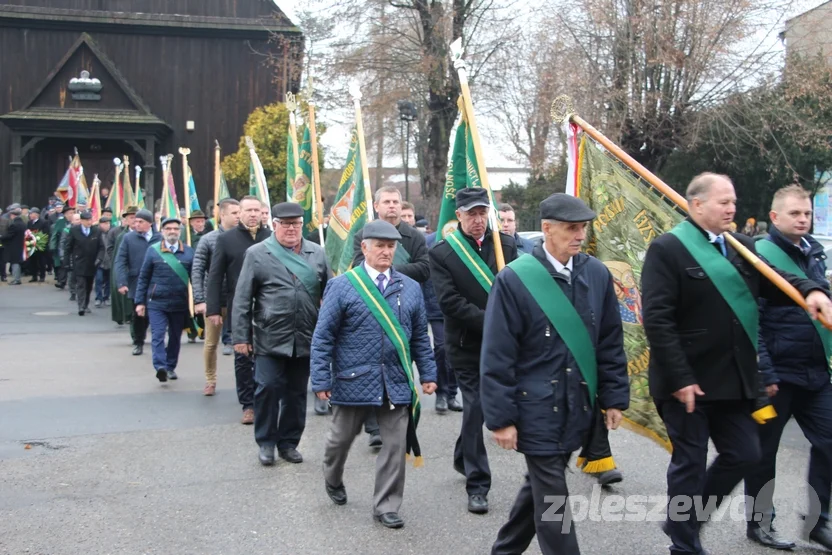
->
<box><xmin>134</xmin><ymin>217</ymin><xmax>195</xmax><ymax>383</ymax></box>
<box><xmin>312</xmin><ymin>219</ymin><xmax>437</xmax><ymax>529</ymax></box>
<box><xmin>482</xmin><ymin>193</ymin><xmax>629</xmax><ymax>554</ymax></box>
<box><xmin>108</xmin><ymin>206</ymin><xmax>138</xmax><ymax>327</ymax></box>
<box><xmin>429</xmin><ymin>187</ymin><xmax>518</xmax><ymax>514</ymax></box>
<box><xmin>48</xmin><ymin>205</ymin><xmax>75</xmax><ymax>289</ymax></box>
<box><xmin>64</xmin><ymin>211</ymin><xmax>105</xmax><ymax>316</ymax></box>
<box><xmin>26</xmin><ymin>207</ymin><xmax>49</xmax><ymax>282</ymax></box>
<box><xmin>350</xmin><ymin>186</ymin><xmax>430</xmax><ymax>446</ymax></box>
<box><xmin>188</xmin><ymin>210</ymin><xmax>208</xmax><ymax>252</ymax></box>
<box><xmin>1</xmin><ymin>204</ymin><xmax>26</xmax><ymax>285</ymax></box>
<box><xmin>116</xmin><ymin>209</ymin><xmax>161</xmax><ymax>355</ymax></box>
<box><xmin>233</xmin><ymin>202</ymin><xmax>331</xmax><ymax>465</ymax></box>
<box><xmin>94</xmin><ymin>215</ymin><xmax>112</xmax><ymax>308</ymax></box>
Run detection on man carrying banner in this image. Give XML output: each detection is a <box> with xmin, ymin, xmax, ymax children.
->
<box><xmin>109</xmin><ymin>206</ymin><xmax>138</xmax><ymax>326</ymax></box>
<box><xmin>641</xmin><ymin>173</ymin><xmax>832</xmax><ymax>555</ymax></box>
<box><xmin>744</xmin><ymin>185</ymin><xmax>832</xmax><ymax>550</ymax></box>
<box><xmin>134</xmin><ymin>217</ymin><xmax>195</xmax><ymax>383</ymax></box>
<box><xmin>233</xmin><ymin>202</ymin><xmax>330</xmax><ymax>466</ymax></box>
<box><xmin>312</xmin><ymin>219</ymin><xmax>437</xmax><ymax>529</ymax></box>
<box><xmin>50</xmin><ymin>204</ymin><xmax>75</xmax><ymax>289</ymax></box>
<box><xmin>351</xmin><ymin>185</ymin><xmax>430</xmax><ymax>447</ymax></box>
<box><xmin>482</xmin><ymin>193</ymin><xmax>629</xmax><ymax>554</ymax></box>
<box><xmin>429</xmin><ymin>187</ymin><xmax>518</xmax><ymax>514</ymax></box>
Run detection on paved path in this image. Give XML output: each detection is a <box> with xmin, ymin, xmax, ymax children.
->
<box><xmin>0</xmin><ymin>280</ymin><xmax>822</xmax><ymax>554</ymax></box>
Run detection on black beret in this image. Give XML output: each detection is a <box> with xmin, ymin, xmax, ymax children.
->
<box><xmin>102</xmin><ymin>207</ymin><xmax>113</xmax><ymax>214</ymax></box>
<box><xmin>62</xmin><ymin>205</ymin><xmax>75</xmax><ymax>214</ymax></box>
<box><xmin>362</xmin><ymin>219</ymin><xmax>401</xmax><ymax>241</ymax></box>
<box><xmin>271</xmin><ymin>202</ymin><xmax>304</xmax><ymax>220</ymax></box>
<box><xmin>540</xmin><ymin>193</ymin><xmax>596</xmax><ymax>223</ymax></box>
<box><xmin>79</xmin><ymin>211</ymin><xmax>93</xmax><ymax>220</ymax></box>
<box><xmin>455</xmin><ymin>187</ymin><xmax>490</xmax><ymax>211</ymax></box>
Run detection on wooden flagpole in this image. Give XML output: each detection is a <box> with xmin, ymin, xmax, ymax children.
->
<box><xmin>550</xmin><ymin>95</ymin><xmax>832</xmax><ymax>331</ymax></box>
<box><xmin>213</xmin><ymin>141</ymin><xmax>221</xmax><ymax>223</ymax></box>
<box><xmin>178</xmin><ymin>147</ymin><xmax>196</xmax><ymax>319</ymax></box>
<box><xmin>307</xmin><ymin>102</ymin><xmax>326</xmax><ymax>245</ymax></box>
<box><xmin>450</xmin><ymin>39</ymin><xmax>505</xmax><ymax>270</ymax></box>
<box><xmin>349</xmin><ymin>81</ymin><xmax>375</xmax><ymax>224</ymax></box>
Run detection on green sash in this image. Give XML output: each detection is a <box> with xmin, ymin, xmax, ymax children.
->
<box><xmin>756</xmin><ymin>239</ymin><xmax>832</xmax><ymax>372</ymax></box>
<box><xmin>264</xmin><ymin>236</ymin><xmax>321</xmax><ymax>304</ymax></box>
<box><xmin>446</xmin><ymin>230</ymin><xmax>495</xmax><ymax>293</ymax></box>
<box><xmin>345</xmin><ymin>265</ymin><xmax>422</xmax><ymax>454</ymax></box>
<box><xmin>508</xmin><ymin>255</ymin><xmax>598</xmax><ymax>405</ymax></box>
<box><xmin>669</xmin><ymin>221</ymin><xmax>758</xmax><ymax>351</ymax></box>
<box><xmin>393</xmin><ymin>241</ymin><xmax>411</xmax><ymax>266</ymax></box>
<box><xmin>152</xmin><ymin>243</ymin><xmax>189</xmax><ymax>286</ymax></box>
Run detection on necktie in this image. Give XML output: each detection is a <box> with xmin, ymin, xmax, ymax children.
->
<box><xmin>713</xmin><ymin>235</ymin><xmax>727</xmax><ymax>257</ymax></box>
<box><xmin>82</xmin><ymin>227</ymin><xmax>89</xmax><ymax>237</ymax></box>
<box><xmin>559</xmin><ymin>266</ymin><xmax>571</xmax><ymax>284</ymax></box>
<box><xmin>376</xmin><ymin>274</ymin><xmax>386</xmax><ymax>293</ymax></box>
<box><xmin>475</xmin><ymin>239</ymin><xmax>482</xmax><ymax>248</ymax></box>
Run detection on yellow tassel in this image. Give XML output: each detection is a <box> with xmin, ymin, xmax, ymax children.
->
<box><xmin>575</xmin><ymin>457</ymin><xmax>587</xmax><ymax>469</ymax></box>
<box><xmin>581</xmin><ymin>456</ymin><xmax>616</xmax><ymax>474</ymax></box>
<box><xmin>405</xmin><ymin>453</ymin><xmax>411</xmax><ymax>462</ymax></box>
<box><xmin>413</xmin><ymin>456</ymin><xmax>425</xmax><ymax>468</ymax></box>
<box><xmin>752</xmin><ymin>405</ymin><xmax>777</xmax><ymax>424</ymax></box>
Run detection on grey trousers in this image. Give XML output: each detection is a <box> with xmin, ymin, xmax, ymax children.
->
<box><xmin>323</xmin><ymin>402</ymin><xmax>409</xmax><ymax>516</ymax></box>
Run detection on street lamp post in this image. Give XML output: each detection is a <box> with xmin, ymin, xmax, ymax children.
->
<box><xmin>397</xmin><ymin>100</ymin><xmax>418</xmax><ymax>202</ymax></box>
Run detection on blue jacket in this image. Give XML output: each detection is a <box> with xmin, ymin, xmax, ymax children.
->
<box><xmin>311</xmin><ymin>266</ymin><xmax>437</xmax><ymax>406</ymax></box>
<box><xmin>481</xmin><ymin>245</ymin><xmax>630</xmax><ymax>456</ymax></box>
<box><xmin>134</xmin><ymin>241</ymin><xmax>195</xmax><ymax>313</ymax></box>
<box><xmin>758</xmin><ymin>227</ymin><xmax>830</xmax><ymax>390</ymax></box>
<box><xmin>514</xmin><ymin>233</ymin><xmax>535</xmax><ymax>254</ymax></box>
<box><xmin>115</xmin><ymin>230</ymin><xmax>162</xmax><ymax>299</ymax></box>
<box><xmin>421</xmin><ymin>232</ymin><xmax>443</xmax><ymax>321</ymax></box>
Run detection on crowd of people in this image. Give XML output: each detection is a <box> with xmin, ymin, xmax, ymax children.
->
<box><xmin>2</xmin><ymin>175</ymin><xmax>832</xmax><ymax>554</ymax></box>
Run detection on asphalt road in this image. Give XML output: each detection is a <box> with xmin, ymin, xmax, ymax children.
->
<box><xmin>0</xmin><ymin>279</ymin><xmax>822</xmax><ymax>555</ymax></box>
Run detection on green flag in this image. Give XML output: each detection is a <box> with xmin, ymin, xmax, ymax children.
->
<box><xmin>248</xmin><ymin>160</ymin><xmax>258</xmax><ymax>197</ymax></box>
<box><xmin>286</xmin><ymin>129</ymin><xmax>297</xmax><ymax>202</ymax></box>
<box><xmin>219</xmin><ymin>170</ymin><xmax>231</xmax><ymax>201</ymax></box>
<box><xmin>325</xmin><ymin>127</ymin><xmax>369</xmax><ymax>274</ymax></box>
<box><xmin>295</xmin><ymin>126</ymin><xmax>318</xmax><ymax>235</ymax></box>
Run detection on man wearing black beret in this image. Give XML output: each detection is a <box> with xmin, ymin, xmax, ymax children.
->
<box><xmin>429</xmin><ymin>186</ymin><xmax>518</xmax><ymax>515</ymax></box>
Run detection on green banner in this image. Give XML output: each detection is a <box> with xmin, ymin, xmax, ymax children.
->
<box><xmin>325</xmin><ymin>127</ymin><xmax>369</xmax><ymax>274</ymax></box>
<box><xmin>577</xmin><ymin>136</ymin><xmax>683</xmax><ymax>450</ymax></box>
<box><xmin>295</xmin><ymin>126</ymin><xmax>317</xmax><ymax>235</ymax></box>
<box><xmin>286</xmin><ymin>129</ymin><xmax>297</xmax><ymax>202</ymax></box>
<box><xmin>437</xmin><ymin>117</ymin><xmax>481</xmax><ymax>239</ymax></box>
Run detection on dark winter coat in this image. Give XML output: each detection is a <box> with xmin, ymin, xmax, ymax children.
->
<box><xmin>115</xmin><ymin>230</ymin><xmax>162</xmax><ymax>299</ymax></box>
<box><xmin>352</xmin><ymin>221</ymin><xmax>430</xmax><ymax>283</ymax></box>
<box><xmin>481</xmin><ymin>245</ymin><xmax>630</xmax><ymax>455</ymax></box>
<box><xmin>206</xmin><ymin>224</ymin><xmax>271</xmax><ymax>317</ymax></box>
<box><xmin>191</xmin><ymin>226</ymin><xmax>224</xmax><ymax>306</ymax></box>
<box><xmin>421</xmin><ymin>232</ymin><xmax>443</xmax><ymax>322</ymax></box>
<box><xmin>134</xmin><ymin>241</ymin><xmax>195</xmax><ymax>313</ymax></box>
<box><xmin>63</xmin><ymin>224</ymin><xmax>105</xmax><ymax>277</ymax></box>
<box><xmin>1</xmin><ymin>217</ymin><xmax>26</xmax><ymax>264</ymax></box>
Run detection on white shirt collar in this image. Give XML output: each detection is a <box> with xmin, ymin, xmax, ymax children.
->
<box><xmin>165</xmin><ymin>241</ymin><xmax>178</xmax><ymax>252</ymax></box>
<box><xmin>363</xmin><ymin>262</ymin><xmax>391</xmax><ymax>284</ymax></box>
<box><xmin>706</xmin><ymin>230</ymin><xmax>720</xmax><ymax>242</ymax></box>
<box><xmin>543</xmin><ymin>243</ymin><xmax>572</xmax><ymax>274</ymax></box>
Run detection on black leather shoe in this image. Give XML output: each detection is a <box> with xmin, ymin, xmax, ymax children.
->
<box><xmin>368</xmin><ymin>432</ymin><xmax>383</xmax><ymax>448</ymax></box>
<box><xmin>810</xmin><ymin>526</ymin><xmax>832</xmax><ymax>550</ymax></box>
<box><xmin>747</xmin><ymin>524</ymin><xmax>795</xmax><ymax>550</ymax></box>
<box><xmin>155</xmin><ymin>369</ymin><xmax>167</xmax><ymax>383</ymax></box>
<box><xmin>132</xmin><ymin>345</ymin><xmax>143</xmax><ymax>356</ymax></box>
<box><xmin>29</xmin><ymin>277</ymin><xmax>38</xmax><ymax>283</ymax></box>
<box><xmin>468</xmin><ymin>494</ymin><xmax>488</xmax><ymax>514</ymax></box>
<box><xmin>166</xmin><ymin>370</ymin><xmax>178</xmax><ymax>380</ymax></box>
<box><xmin>447</xmin><ymin>398</ymin><xmax>463</xmax><ymax>412</ymax></box>
<box><xmin>325</xmin><ymin>481</ymin><xmax>347</xmax><ymax>505</ymax></box>
<box><xmin>278</xmin><ymin>448</ymin><xmax>303</xmax><ymax>464</ymax></box>
<box><xmin>259</xmin><ymin>445</ymin><xmax>275</xmax><ymax>466</ymax></box>
<box><xmin>69</xmin><ymin>294</ymin><xmax>76</xmax><ymax>301</ymax></box>
<box><xmin>78</xmin><ymin>309</ymin><xmax>85</xmax><ymax>316</ymax></box>
<box><xmin>596</xmin><ymin>469</ymin><xmax>623</xmax><ymax>486</ymax></box>
<box><xmin>375</xmin><ymin>512</ymin><xmax>404</xmax><ymax>529</ymax></box>
<box><xmin>435</xmin><ymin>395</ymin><xmax>448</xmax><ymax>413</ymax></box>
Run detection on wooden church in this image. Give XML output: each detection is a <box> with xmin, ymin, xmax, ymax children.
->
<box><xmin>0</xmin><ymin>0</ymin><xmax>302</xmax><ymax>208</ymax></box>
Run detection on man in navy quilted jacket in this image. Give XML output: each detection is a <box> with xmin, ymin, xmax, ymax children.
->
<box><xmin>311</xmin><ymin>219</ymin><xmax>437</xmax><ymax>530</ymax></box>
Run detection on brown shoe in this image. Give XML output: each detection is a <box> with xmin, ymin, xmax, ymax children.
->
<box><xmin>241</xmin><ymin>408</ymin><xmax>254</xmax><ymax>425</ymax></box>
<box><xmin>203</xmin><ymin>383</ymin><xmax>216</xmax><ymax>396</ymax></box>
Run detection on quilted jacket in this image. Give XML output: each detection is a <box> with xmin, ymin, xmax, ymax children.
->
<box><xmin>191</xmin><ymin>226</ymin><xmax>225</xmax><ymax>305</ymax></box>
<box><xmin>134</xmin><ymin>241</ymin><xmax>194</xmax><ymax>313</ymax></box>
<box><xmin>310</xmin><ymin>266</ymin><xmax>437</xmax><ymax>406</ymax></box>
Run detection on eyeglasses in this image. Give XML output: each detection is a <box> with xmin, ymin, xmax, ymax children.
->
<box><xmin>276</xmin><ymin>220</ymin><xmax>303</xmax><ymax>229</ymax></box>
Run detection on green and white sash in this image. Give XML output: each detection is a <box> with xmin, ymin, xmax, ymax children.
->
<box><xmin>264</xmin><ymin>236</ymin><xmax>321</xmax><ymax>304</ymax></box>
<box><xmin>508</xmin><ymin>254</ymin><xmax>598</xmax><ymax>405</ymax></box>
<box><xmin>446</xmin><ymin>229</ymin><xmax>495</xmax><ymax>293</ymax></box>
<box><xmin>756</xmin><ymin>238</ymin><xmax>832</xmax><ymax>372</ymax></box>
<box><xmin>669</xmin><ymin>220</ymin><xmax>758</xmax><ymax>351</ymax></box>
<box><xmin>152</xmin><ymin>243</ymin><xmax>189</xmax><ymax>286</ymax></box>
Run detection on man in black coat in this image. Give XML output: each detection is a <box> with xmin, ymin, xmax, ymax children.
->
<box><xmin>1</xmin><ymin>205</ymin><xmax>26</xmax><ymax>285</ymax></box>
<box><xmin>64</xmin><ymin>211</ymin><xmax>105</xmax><ymax>316</ymax></box>
<box><xmin>429</xmin><ymin>187</ymin><xmax>518</xmax><ymax>515</ymax></box>
<box><xmin>26</xmin><ymin>208</ymin><xmax>49</xmax><ymax>282</ymax></box>
<box><xmin>206</xmin><ymin>196</ymin><xmax>271</xmax><ymax>425</ymax></box>
<box><xmin>483</xmin><ymin>193</ymin><xmax>629</xmax><ymax>554</ymax></box>
<box><xmin>642</xmin><ymin>173</ymin><xmax>832</xmax><ymax>555</ymax></box>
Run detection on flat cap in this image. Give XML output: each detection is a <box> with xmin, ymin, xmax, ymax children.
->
<box><xmin>362</xmin><ymin>219</ymin><xmax>401</xmax><ymax>241</ymax></box>
<box><xmin>161</xmin><ymin>217</ymin><xmax>182</xmax><ymax>228</ymax></box>
<box><xmin>30</xmin><ymin>207</ymin><xmax>41</xmax><ymax>214</ymax></box>
<box><xmin>122</xmin><ymin>205</ymin><xmax>139</xmax><ymax>217</ymax></box>
<box><xmin>8</xmin><ymin>203</ymin><xmax>21</xmax><ymax>212</ymax></box>
<box><xmin>102</xmin><ymin>207</ymin><xmax>113</xmax><ymax>214</ymax></box>
<box><xmin>540</xmin><ymin>193</ymin><xmax>596</xmax><ymax>223</ymax></box>
<box><xmin>79</xmin><ymin>211</ymin><xmax>93</xmax><ymax>221</ymax></box>
<box><xmin>99</xmin><ymin>216</ymin><xmax>112</xmax><ymax>223</ymax></box>
<box><xmin>271</xmin><ymin>202</ymin><xmax>304</xmax><ymax>220</ymax></box>
<box><xmin>189</xmin><ymin>209</ymin><xmax>206</xmax><ymax>220</ymax></box>
<box><xmin>415</xmin><ymin>219</ymin><xmax>428</xmax><ymax>228</ymax></box>
<box><xmin>135</xmin><ymin>209</ymin><xmax>154</xmax><ymax>223</ymax></box>
<box><xmin>455</xmin><ymin>187</ymin><xmax>490</xmax><ymax>211</ymax></box>
<box><xmin>62</xmin><ymin>205</ymin><xmax>75</xmax><ymax>214</ymax></box>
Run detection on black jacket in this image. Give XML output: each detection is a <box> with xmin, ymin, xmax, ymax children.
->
<box><xmin>27</xmin><ymin>217</ymin><xmax>50</xmax><ymax>236</ymax></box>
<box><xmin>206</xmin><ymin>223</ymin><xmax>271</xmax><ymax>317</ymax></box>
<box><xmin>429</xmin><ymin>229</ymin><xmax>517</xmax><ymax>369</ymax></box>
<box><xmin>2</xmin><ymin>217</ymin><xmax>26</xmax><ymax>264</ymax></box>
<box><xmin>352</xmin><ymin>221</ymin><xmax>430</xmax><ymax>283</ymax></box>
<box><xmin>481</xmin><ymin>245</ymin><xmax>630</xmax><ymax>455</ymax></box>
<box><xmin>642</xmin><ymin>218</ymin><xmax>824</xmax><ymax>401</ymax></box>
<box><xmin>64</xmin><ymin>225</ymin><xmax>105</xmax><ymax>277</ymax></box>
<box><xmin>757</xmin><ymin>227</ymin><xmax>831</xmax><ymax>390</ymax></box>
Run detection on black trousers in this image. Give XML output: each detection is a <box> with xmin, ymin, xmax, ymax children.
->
<box><xmin>234</xmin><ymin>352</ymin><xmax>255</xmax><ymax>411</ymax></box>
<box><xmin>253</xmin><ymin>354</ymin><xmax>310</xmax><ymax>450</ymax></box>
<box><xmin>28</xmin><ymin>252</ymin><xmax>45</xmax><ymax>280</ymax></box>
<box><xmin>75</xmin><ymin>274</ymin><xmax>94</xmax><ymax>311</ymax></box>
<box><xmin>577</xmin><ymin>406</ymin><xmax>614</xmax><ymax>470</ymax></box>
<box><xmin>745</xmin><ymin>380</ymin><xmax>832</xmax><ymax>531</ymax></box>
<box><xmin>454</xmin><ymin>366</ymin><xmax>491</xmax><ymax>495</ymax></box>
<box><xmin>55</xmin><ymin>264</ymin><xmax>67</xmax><ymax>287</ymax></box>
<box><xmin>656</xmin><ymin>399</ymin><xmax>761</xmax><ymax>555</ymax></box>
<box><xmin>431</xmin><ymin>320</ymin><xmax>458</xmax><ymax>399</ymax></box>
<box><xmin>131</xmin><ymin>311</ymin><xmax>149</xmax><ymax>346</ymax></box>
<box><xmin>492</xmin><ymin>454</ymin><xmax>580</xmax><ymax>555</ymax></box>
